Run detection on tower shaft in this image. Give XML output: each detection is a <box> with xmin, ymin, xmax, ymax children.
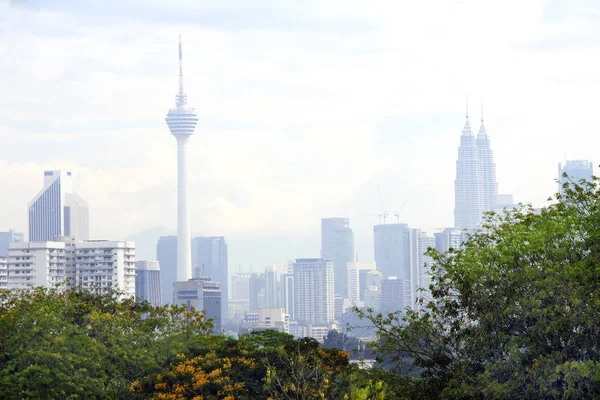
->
<box><xmin>177</xmin><ymin>138</ymin><xmax>191</xmax><ymax>281</ymax></box>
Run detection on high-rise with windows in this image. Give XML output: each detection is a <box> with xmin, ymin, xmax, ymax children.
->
<box><xmin>454</xmin><ymin>104</ymin><xmax>499</xmax><ymax>230</ymax></box>
<box><xmin>476</xmin><ymin>109</ymin><xmax>498</xmax><ymax>214</ymax></box>
<box><xmin>321</xmin><ymin>218</ymin><xmax>354</xmax><ymax>298</ymax></box>
<box><xmin>374</xmin><ymin>223</ymin><xmax>411</xmax><ymax>281</ymax></box>
<box><xmin>28</xmin><ymin>171</ymin><xmax>89</xmax><ymax>242</ymax></box>
<box><xmin>135</xmin><ymin>261</ymin><xmax>162</xmax><ymax>306</ymax></box>
<box><xmin>191</xmin><ymin>236</ymin><xmax>228</xmax><ymax>318</ymax></box>
<box><xmin>174</xmin><ymin>277</ymin><xmax>221</xmax><ymax>333</ymax></box>
<box><xmin>157</xmin><ymin>235</ymin><xmax>178</xmax><ymax>305</ymax></box>
<box><xmin>293</xmin><ymin>258</ymin><xmax>334</xmax><ymax>324</ymax></box>
<box><xmin>558</xmin><ymin>160</ymin><xmax>594</xmax><ymax>195</ymax></box>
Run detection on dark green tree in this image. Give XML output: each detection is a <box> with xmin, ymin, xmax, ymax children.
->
<box><xmin>357</xmin><ymin>175</ymin><xmax>600</xmax><ymax>399</ymax></box>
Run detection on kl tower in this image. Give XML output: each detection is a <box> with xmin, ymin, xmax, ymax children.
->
<box><xmin>165</xmin><ymin>36</ymin><xmax>198</xmax><ymax>282</ymax></box>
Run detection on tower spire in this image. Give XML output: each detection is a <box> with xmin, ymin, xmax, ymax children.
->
<box><xmin>480</xmin><ymin>99</ymin><xmax>484</xmax><ymax>123</ymax></box>
<box><xmin>176</xmin><ymin>35</ymin><xmax>187</xmax><ymax>108</ymax></box>
<box><xmin>466</xmin><ymin>95</ymin><xmax>469</xmax><ymax>119</ymax></box>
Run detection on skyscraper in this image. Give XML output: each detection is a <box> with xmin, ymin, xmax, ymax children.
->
<box><xmin>373</xmin><ymin>223</ymin><xmax>411</xmax><ymax>281</ymax></box>
<box><xmin>558</xmin><ymin>160</ymin><xmax>594</xmax><ymax>195</ymax></box>
<box><xmin>320</xmin><ymin>218</ymin><xmax>354</xmax><ymax>298</ymax></box>
<box><xmin>165</xmin><ymin>37</ymin><xmax>198</xmax><ymax>283</ymax></box>
<box><xmin>410</xmin><ymin>229</ymin><xmax>435</xmax><ymax>308</ymax></box>
<box><xmin>476</xmin><ymin>106</ymin><xmax>498</xmax><ymax>214</ymax></box>
<box><xmin>454</xmin><ymin>108</ymin><xmax>484</xmax><ymax>230</ymax></box>
<box><xmin>173</xmin><ymin>277</ymin><xmax>222</xmax><ymax>333</ymax></box>
<box><xmin>454</xmin><ymin>102</ymin><xmax>499</xmax><ymax>230</ymax></box>
<box><xmin>191</xmin><ymin>236</ymin><xmax>228</xmax><ymax>318</ymax></box>
<box><xmin>157</xmin><ymin>235</ymin><xmax>177</xmax><ymax>305</ymax></box>
<box><xmin>293</xmin><ymin>258</ymin><xmax>334</xmax><ymax>324</ymax></box>
<box><xmin>135</xmin><ymin>261</ymin><xmax>162</xmax><ymax>307</ymax></box>
<box><xmin>28</xmin><ymin>170</ymin><xmax>89</xmax><ymax>242</ymax></box>
<box><xmin>264</xmin><ymin>264</ymin><xmax>278</xmax><ymax>309</ymax></box>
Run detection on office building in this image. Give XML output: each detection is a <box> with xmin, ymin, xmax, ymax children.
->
<box><xmin>434</xmin><ymin>228</ymin><xmax>466</xmax><ymax>254</ymax></box>
<box><xmin>410</xmin><ymin>230</ymin><xmax>435</xmax><ymax>307</ymax></box>
<box><xmin>174</xmin><ymin>277</ymin><xmax>221</xmax><ymax>333</ymax></box>
<box><xmin>321</xmin><ymin>218</ymin><xmax>354</xmax><ymax>298</ymax></box>
<box><xmin>454</xmin><ymin>110</ymin><xmax>484</xmax><ymax>230</ymax></box>
<box><xmin>241</xmin><ymin>308</ymin><xmax>290</xmax><ymax>334</ymax></box>
<box><xmin>374</xmin><ymin>223</ymin><xmax>411</xmax><ymax>281</ymax></box>
<box><xmin>135</xmin><ymin>260</ymin><xmax>162</xmax><ymax>306</ymax></box>
<box><xmin>231</xmin><ymin>272</ymin><xmax>251</xmax><ymax>301</ymax></box>
<box><xmin>28</xmin><ymin>171</ymin><xmax>89</xmax><ymax>242</ymax></box>
<box><xmin>558</xmin><ymin>160</ymin><xmax>594</xmax><ymax>194</ymax></box>
<box><xmin>347</xmin><ymin>261</ymin><xmax>376</xmax><ymax>307</ymax></box>
<box><xmin>0</xmin><ymin>230</ymin><xmax>23</xmax><ymax>257</ymax></box>
<box><xmin>381</xmin><ymin>277</ymin><xmax>410</xmax><ymax>313</ymax></box>
<box><xmin>165</xmin><ymin>38</ymin><xmax>199</xmax><ymax>283</ymax></box>
<box><xmin>157</xmin><ymin>235</ymin><xmax>177</xmax><ymax>305</ymax></box>
<box><xmin>264</xmin><ymin>265</ymin><xmax>278</xmax><ymax>308</ymax></box>
<box><xmin>191</xmin><ymin>236</ymin><xmax>228</xmax><ymax>317</ymax></box>
<box><xmin>249</xmin><ymin>272</ymin><xmax>266</xmax><ymax>312</ymax></box>
<box><xmin>280</xmin><ymin>272</ymin><xmax>294</xmax><ymax>319</ymax></box>
<box><xmin>476</xmin><ymin>109</ymin><xmax>498</xmax><ymax>213</ymax></box>
<box><xmin>293</xmin><ymin>258</ymin><xmax>334</xmax><ymax>324</ymax></box>
<box><xmin>454</xmin><ymin>104</ymin><xmax>500</xmax><ymax>230</ymax></box>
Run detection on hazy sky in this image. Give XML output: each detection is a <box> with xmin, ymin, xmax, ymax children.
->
<box><xmin>1</xmin><ymin>0</ymin><xmax>600</xmax><ymax>267</ymax></box>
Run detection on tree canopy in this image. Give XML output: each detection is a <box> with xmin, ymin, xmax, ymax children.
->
<box><xmin>357</xmin><ymin>176</ymin><xmax>600</xmax><ymax>398</ymax></box>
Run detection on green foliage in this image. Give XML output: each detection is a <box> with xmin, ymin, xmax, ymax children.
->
<box><xmin>356</xmin><ymin>175</ymin><xmax>600</xmax><ymax>398</ymax></box>
<box><xmin>0</xmin><ymin>287</ymin><xmax>212</xmax><ymax>399</ymax></box>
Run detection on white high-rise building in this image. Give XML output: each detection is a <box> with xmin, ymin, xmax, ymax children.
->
<box><xmin>264</xmin><ymin>264</ymin><xmax>278</xmax><ymax>309</ymax></box>
<box><xmin>0</xmin><ymin>256</ymin><xmax>8</xmax><ymax>290</ymax></box>
<box><xmin>6</xmin><ymin>239</ymin><xmax>136</xmax><ymax>297</ymax></box>
<box><xmin>293</xmin><ymin>258</ymin><xmax>334</xmax><ymax>324</ymax></box>
<box><xmin>410</xmin><ymin>229</ymin><xmax>435</xmax><ymax>308</ymax></box>
<box><xmin>347</xmin><ymin>261</ymin><xmax>376</xmax><ymax>307</ymax></box>
<box><xmin>74</xmin><ymin>240</ymin><xmax>136</xmax><ymax>298</ymax></box>
<box><xmin>165</xmin><ymin>37</ymin><xmax>198</xmax><ymax>283</ymax></box>
<box><xmin>7</xmin><ymin>241</ymin><xmax>68</xmax><ymax>291</ymax></box>
<box><xmin>28</xmin><ymin>171</ymin><xmax>89</xmax><ymax>242</ymax></box>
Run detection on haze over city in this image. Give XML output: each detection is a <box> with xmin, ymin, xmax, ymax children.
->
<box><xmin>1</xmin><ymin>0</ymin><xmax>599</xmax><ymax>269</ymax></box>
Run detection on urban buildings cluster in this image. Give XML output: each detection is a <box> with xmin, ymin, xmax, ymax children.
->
<box><xmin>0</xmin><ymin>40</ymin><xmax>596</xmax><ymax>343</ymax></box>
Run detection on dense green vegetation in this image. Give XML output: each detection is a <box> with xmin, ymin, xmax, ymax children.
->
<box><xmin>357</xmin><ymin>176</ymin><xmax>600</xmax><ymax>398</ymax></box>
<box><xmin>0</xmin><ymin>288</ymin><xmax>381</xmax><ymax>399</ymax></box>
<box><xmin>2</xmin><ymin>177</ymin><xmax>600</xmax><ymax>399</ymax></box>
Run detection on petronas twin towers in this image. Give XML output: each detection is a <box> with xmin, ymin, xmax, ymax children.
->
<box><xmin>454</xmin><ymin>103</ymin><xmax>498</xmax><ymax>230</ymax></box>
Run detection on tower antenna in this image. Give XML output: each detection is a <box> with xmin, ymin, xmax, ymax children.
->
<box><xmin>466</xmin><ymin>95</ymin><xmax>469</xmax><ymax>119</ymax></box>
<box><xmin>481</xmin><ymin>99</ymin><xmax>484</xmax><ymax>123</ymax></box>
<box><xmin>178</xmin><ymin>34</ymin><xmax>184</xmax><ymax>96</ymax></box>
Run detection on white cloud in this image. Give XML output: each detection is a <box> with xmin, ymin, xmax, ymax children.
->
<box><xmin>2</xmin><ymin>0</ymin><xmax>600</xmax><ymax>266</ymax></box>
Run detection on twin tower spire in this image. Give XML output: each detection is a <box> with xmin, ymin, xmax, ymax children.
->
<box><xmin>455</xmin><ymin>97</ymin><xmax>498</xmax><ymax>230</ymax></box>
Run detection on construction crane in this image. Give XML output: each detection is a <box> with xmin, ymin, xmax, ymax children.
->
<box><xmin>393</xmin><ymin>196</ymin><xmax>411</xmax><ymax>223</ymax></box>
<box><xmin>377</xmin><ymin>186</ymin><xmax>389</xmax><ymax>224</ymax></box>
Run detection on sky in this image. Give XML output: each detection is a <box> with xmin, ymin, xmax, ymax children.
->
<box><xmin>1</xmin><ymin>0</ymin><xmax>600</xmax><ymax>269</ymax></box>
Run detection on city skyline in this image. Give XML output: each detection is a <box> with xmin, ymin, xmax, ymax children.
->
<box><xmin>2</xmin><ymin>1</ymin><xmax>600</xmax><ymax>269</ymax></box>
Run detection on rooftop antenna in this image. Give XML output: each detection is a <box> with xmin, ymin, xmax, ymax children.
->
<box><xmin>466</xmin><ymin>95</ymin><xmax>469</xmax><ymax>119</ymax></box>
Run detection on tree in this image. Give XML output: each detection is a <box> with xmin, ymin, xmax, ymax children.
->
<box><xmin>0</xmin><ymin>287</ymin><xmax>213</xmax><ymax>399</ymax></box>
<box><xmin>357</xmin><ymin>176</ymin><xmax>600</xmax><ymax>398</ymax></box>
